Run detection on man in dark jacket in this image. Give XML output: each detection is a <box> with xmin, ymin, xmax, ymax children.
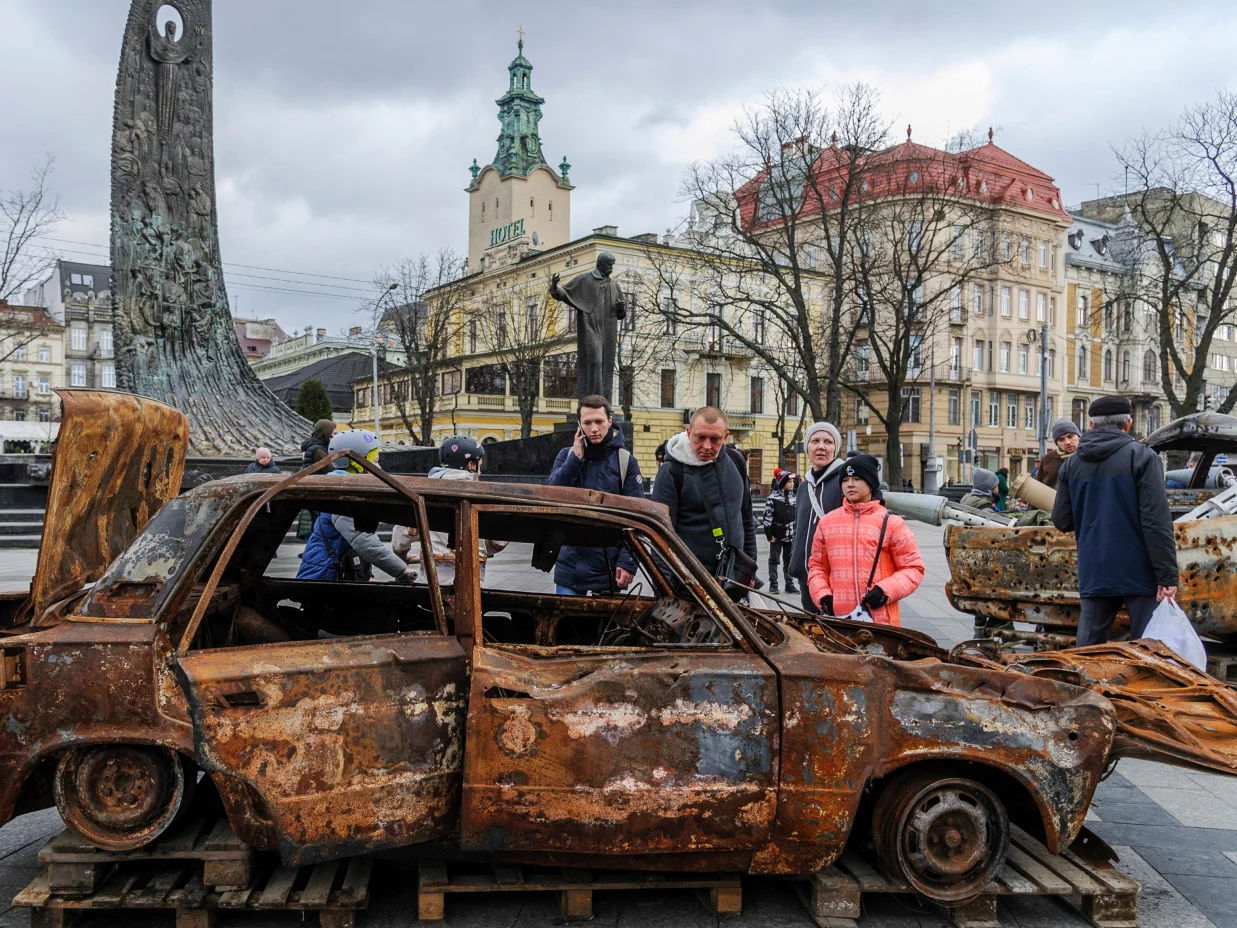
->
<box><xmin>652</xmin><ymin>407</ymin><xmax>757</xmax><ymax>586</ymax></box>
<box><xmin>547</xmin><ymin>395</ymin><xmax>644</xmax><ymax>595</ymax></box>
<box><xmin>1052</xmin><ymin>395</ymin><xmax>1178</xmax><ymax>646</ymax></box>
<box><xmin>788</xmin><ymin>421</ymin><xmax>845</xmax><ymax>613</ymax></box>
<box><xmin>762</xmin><ymin>471</ymin><xmax>798</xmax><ymax>594</ymax></box>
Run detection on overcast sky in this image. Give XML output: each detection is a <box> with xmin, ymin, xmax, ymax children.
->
<box><xmin>3</xmin><ymin>0</ymin><xmax>1236</xmax><ymax>335</ymax></box>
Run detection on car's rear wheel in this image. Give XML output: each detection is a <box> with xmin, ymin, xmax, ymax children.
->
<box><xmin>873</xmin><ymin>769</ymin><xmax>1009</xmax><ymax>904</ymax></box>
<box><xmin>54</xmin><ymin>745</ymin><xmax>193</xmax><ymax>851</ymax></box>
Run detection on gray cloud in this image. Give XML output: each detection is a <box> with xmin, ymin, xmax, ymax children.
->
<box><xmin>1</xmin><ymin>0</ymin><xmax>1235</xmax><ymax>333</ymax></box>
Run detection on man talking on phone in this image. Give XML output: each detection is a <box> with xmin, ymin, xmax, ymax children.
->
<box><xmin>547</xmin><ymin>395</ymin><xmax>645</xmax><ymax>595</ymax></box>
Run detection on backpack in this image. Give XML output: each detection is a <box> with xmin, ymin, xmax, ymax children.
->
<box><xmin>769</xmin><ymin>494</ymin><xmax>793</xmax><ymax>534</ymax></box>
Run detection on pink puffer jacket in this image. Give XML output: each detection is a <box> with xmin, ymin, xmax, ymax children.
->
<box><xmin>806</xmin><ymin>498</ymin><xmax>925</xmax><ymax>626</ymax></box>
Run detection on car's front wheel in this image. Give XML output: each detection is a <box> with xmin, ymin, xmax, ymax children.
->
<box><xmin>54</xmin><ymin>745</ymin><xmax>193</xmax><ymax>851</ymax></box>
<box><xmin>873</xmin><ymin>768</ymin><xmax>1009</xmax><ymax>904</ymax></box>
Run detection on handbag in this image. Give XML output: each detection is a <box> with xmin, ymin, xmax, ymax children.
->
<box><xmin>691</xmin><ymin>452</ymin><xmax>759</xmax><ymax>601</ymax></box>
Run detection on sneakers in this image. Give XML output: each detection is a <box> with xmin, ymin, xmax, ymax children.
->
<box><xmin>785</xmin><ymin>583</ymin><xmax>800</xmax><ymax>594</ymax></box>
<box><xmin>769</xmin><ymin>585</ymin><xmax>780</xmax><ymax>594</ymax></box>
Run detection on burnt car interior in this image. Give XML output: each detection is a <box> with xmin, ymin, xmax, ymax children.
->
<box><xmin>175</xmin><ymin>492</ymin><xmax>731</xmax><ymax>653</ymax></box>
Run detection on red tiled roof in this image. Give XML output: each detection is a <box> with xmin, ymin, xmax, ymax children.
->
<box><xmin>0</xmin><ymin>301</ymin><xmax>60</xmax><ymax>328</ymax></box>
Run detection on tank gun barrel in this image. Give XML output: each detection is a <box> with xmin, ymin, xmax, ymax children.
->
<box><xmin>883</xmin><ymin>491</ymin><xmax>1016</xmax><ymax>527</ymax></box>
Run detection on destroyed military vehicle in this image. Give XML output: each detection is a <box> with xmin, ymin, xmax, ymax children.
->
<box><xmin>0</xmin><ymin>391</ymin><xmax>1235</xmax><ymax>906</ymax></box>
<box><xmin>946</xmin><ymin>411</ymin><xmax>1237</xmax><ymax>646</ymax></box>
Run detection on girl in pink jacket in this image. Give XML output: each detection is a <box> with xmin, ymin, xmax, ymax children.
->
<box><xmin>807</xmin><ymin>454</ymin><xmax>925</xmax><ymax>626</ymax></box>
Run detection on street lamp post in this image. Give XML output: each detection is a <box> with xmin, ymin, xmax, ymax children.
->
<box><xmin>372</xmin><ymin>283</ymin><xmax>399</xmax><ymax>440</ymax></box>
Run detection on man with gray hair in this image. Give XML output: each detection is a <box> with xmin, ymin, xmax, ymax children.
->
<box><xmin>1052</xmin><ymin>395</ymin><xmax>1178</xmax><ymax>646</ymax></box>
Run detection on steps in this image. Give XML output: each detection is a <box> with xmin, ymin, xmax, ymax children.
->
<box><xmin>0</xmin><ymin>508</ymin><xmax>43</xmax><ymax>548</ymax></box>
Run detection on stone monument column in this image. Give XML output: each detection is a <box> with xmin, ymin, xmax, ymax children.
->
<box><xmin>110</xmin><ymin>0</ymin><xmax>309</xmax><ymax>455</ymax></box>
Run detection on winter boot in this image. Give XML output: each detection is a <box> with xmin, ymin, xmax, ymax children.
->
<box><xmin>785</xmin><ymin>583</ymin><xmax>800</xmax><ymax>594</ymax></box>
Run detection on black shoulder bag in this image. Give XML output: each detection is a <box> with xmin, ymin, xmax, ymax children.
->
<box><xmin>691</xmin><ymin>455</ymin><xmax>759</xmax><ymax>601</ymax></box>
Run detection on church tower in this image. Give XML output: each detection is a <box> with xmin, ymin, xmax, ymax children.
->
<box><xmin>467</xmin><ymin>35</ymin><xmax>573</xmax><ymax>273</ymax></box>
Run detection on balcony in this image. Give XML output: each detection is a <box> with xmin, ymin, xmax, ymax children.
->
<box><xmin>681</xmin><ymin>335</ymin><xmax>755</xmax><ymax>361</ymax></box>
<box><xmin>724</xmin><ymin>411</ymin><xmax>757</xmax><ymax>432</ymax></box>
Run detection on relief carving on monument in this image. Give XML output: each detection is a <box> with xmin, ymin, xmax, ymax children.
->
<box><xmin>111</xmin><ymin>1</ymin><xmax>308</xmax><ymax>454</ymax></box>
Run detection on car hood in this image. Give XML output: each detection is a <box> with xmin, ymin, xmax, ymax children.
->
<box><xmin>23</xmin><ymin>390</ymin><xmax>188</xmax><ymax>623</ymax></box>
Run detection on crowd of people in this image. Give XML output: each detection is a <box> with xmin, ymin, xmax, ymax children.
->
<box><xmin>256</xmin><ymin>390</ymin><xmax>1176</xmax><ymax>646</ymax></box>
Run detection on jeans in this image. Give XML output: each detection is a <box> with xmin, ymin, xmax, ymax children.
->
<box><xmin>768</xmin><ymin>540</ymin><xmax>793</xmax><ymax>589</ymax></box>
<box><xmin>1077</xmin><ymin>595</ymin><xmax>1158</xmax><ymax>646</ymax></box>
<box><xmin>556</xmin><ymin>584</ymin><xmax>582</xmax><ymax>596</ymax></box>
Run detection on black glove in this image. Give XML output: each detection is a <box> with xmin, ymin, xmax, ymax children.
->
<box><xmin>820</xmin><ymin>595</ymin><xmax>834</xmax><ymax>616</ymax></box>
<box><xmin>862</xmin><ymin>586</ymin><xmax>888</xmax><ymax>610</ymax></box>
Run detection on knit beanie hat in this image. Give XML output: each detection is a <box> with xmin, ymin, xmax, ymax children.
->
<box><xmin>971</xmin><ymin>468</ymin><xmax>999</xmax><ymax>494</ymax></box>
<box><xmin>804</xmin><ymin>421</ymin><xmax>842</xmax><ymax>455</ymax></box>
<box><xmin>841</xmin><ymin>454</ymin><xmax>881</xmax><ymax>496</ymax></box>
<box><xmin>1051</xmin><ymin>418</ymin><xmax>1081</xmax><ymax>442</ymax></box>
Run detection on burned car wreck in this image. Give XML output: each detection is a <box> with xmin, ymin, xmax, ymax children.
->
<box><xmin>946</xmin><ymin>411</ymin><xmax>1237</xmax><ymax>645</ymax></box>
<box><xmin>0</xmin><ymin>391</ymin><xmax>1235</xmax><ymax>907</ymax></box>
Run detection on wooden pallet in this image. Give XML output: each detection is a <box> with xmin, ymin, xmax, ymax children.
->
<box><xmin>14</xmin><ymin>855</ymin><xmax>371</xmax><ymax>928</ymax></box>
<box><xmin>416</xmin><ymin>860</ymin><xmax>742</xmax><ymax>922</ymax></box>
<box><xmin>798</xmin><ymin>826</ymin><xmax>1139</xmax><ymax>928</ymax></box>
<box><xmin>37</xmin><ymin>817</ymin><xmax>253</xmax><ymax>894</ymax></box>
<box><xmin>1205</xmin><ymin>646</ymin><xmax>1237</xmax><ymax>684</ymax></box>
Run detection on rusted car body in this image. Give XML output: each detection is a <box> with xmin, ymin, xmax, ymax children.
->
<box><xmin>947</xmin><ymin>411</ymin><xmax>1237</xmax><ymax>643</ymax></box>
<box><xmin>1</xmin><ymin>391</ymin><xmax>1235</xmax><ymax>905</ymax></box>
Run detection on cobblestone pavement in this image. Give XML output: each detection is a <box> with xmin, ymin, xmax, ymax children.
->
<box><xmin>0</xmin><ymin>525</ymin><xmax>1235</xmax><ymax>927</ymax></box>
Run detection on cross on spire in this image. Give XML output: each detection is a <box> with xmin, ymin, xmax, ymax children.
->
<box><xmin>516</xmin><ymin>24</ymin><xmax>525</xmax><ymax>53</ymax></box>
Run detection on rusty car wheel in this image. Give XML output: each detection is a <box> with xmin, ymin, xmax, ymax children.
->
<box><xmin>54</xmin><ymin>745</ymin><xmax>192</xmax><ymax>851</ymax></box>
<box><xmin>874</xmin><ymin>771</ymin><xmax>1009</xmax><ymax>904</ymax></box>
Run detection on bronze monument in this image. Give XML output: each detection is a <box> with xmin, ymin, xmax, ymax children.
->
<box><xmin>110</xmin><ymin>0</ymin><xmax>308</xmax><ymax>454</ymax></box>
<box><xmin>549</xmin><ymin>253</ymin><xmax>626</xmax><ymax>401</ymax></box>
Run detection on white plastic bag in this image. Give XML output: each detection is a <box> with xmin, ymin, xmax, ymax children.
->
<box><xmin>843</xmin><ymin>604</ymin><xmax>874</xmax><ymax>623</ymax></box>
<box><xmin>1141</xmin><ymin>598</ymin><xmax>1207</xmax><ymax>670</ymax></box>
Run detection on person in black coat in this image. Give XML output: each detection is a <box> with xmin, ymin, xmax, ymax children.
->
<box><xmin>1052</xmin><ymin>395</ymin><xmax>1178</xmax><ymax>645</ymax></box>
<box><xmin>788</xmin><ymin>421</ymin><xmax>845</xmax><ymax>613</ymax></box>
<box><xmin>652</xmin><ymin>408</ymin><xmax>756</xmax><ymax>587</ymax></box>
<box><xmin>547</xmin><ymin>396</ymin><xmax>644</xmax><ymax>594</ymax></box>
<box><xmin>301</xmin><ymin>419</ymin><xmax>336</xmax><ymax>467</ymax></box>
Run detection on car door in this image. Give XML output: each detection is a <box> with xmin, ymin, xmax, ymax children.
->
<box><xmin>458</xmin><ymin>504</ymin><xmax>779</xmax><ymax>858</ymax></box>
<box><xmin>175</xmin><ymin>458</ymin><xmax>467</xmax><ymax>865</ymax></box>
<box><xmin>176</xmin><ymin>632</ymin><xmax>467</xmax><ymax>865</ymax></box>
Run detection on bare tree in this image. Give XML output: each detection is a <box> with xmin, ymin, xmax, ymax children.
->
<box><xmin>1104</xmin><ymin>91</ymin><xmax>1237</xmax><ymax>419</ymax></box>
<box><xmin>615</xmin><ymin>271</ymin><xmax>677</xmax><ymax>423</ymax></box>
<box><xmin>1</xmin><ymin>156</ymin><xmax>63</xmax><ymax>304</ymax></box>
<box><xmin>841</xmin><ymin>145</ymin><xmax>1006</xmax><ymax>486</ymax></box>
<box><xmin>645</xmin><ymin>85</ymin><xmax>890</xmax><ymax>423</ymax></box>
<box><xmin>368</xmin><ymin>249</ymin><xmax>471</xmax><ymax>444</ymax></box>
<box><xmin>474</xmin><ymin>279</ymin><xmax>570</xmax><ymax>438</ymax></box>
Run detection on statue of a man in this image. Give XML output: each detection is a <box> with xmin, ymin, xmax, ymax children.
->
<box><xmin>549</xmin><ymin>252</ymin><xmax>626</xmax><ymax>401</ymax></box>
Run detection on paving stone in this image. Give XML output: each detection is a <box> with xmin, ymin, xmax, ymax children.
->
<box><xmin>1157</xmin><ymin>875</ymin><xmax>1237</xmax><ymax>928</ymax></box>
<box><xmin>1089</xmin><ymin>822</ymin><xmax>1237</xmax><ymax>852</ymax></box>
<box><xmin>1110</xmin><ymin>845</ymin><xmax>1220</xmax><ymax>928</ymax></box>
<box><xmin>1089</xmin><ymin>799</ymin><xmax>1179</xmax><ymax>825</ymax></box>
<box><xmin>1119</xmin><ymin>758</ymin><xmax>1205</xmax><ymax>789</ymax></box>
<box><xmin>1138</xmin><ymin>786</ymin><xmax>1237</xmax><ymax>829</ymax></box>
<box><xmin>1133</xmin><ymin>845</ymin><xmax>1237</xmax><ymax>878</ymax></box>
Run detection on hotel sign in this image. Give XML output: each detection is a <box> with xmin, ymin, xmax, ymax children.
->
<box><xmin>490</xmin><ymin>219</ymin><xmax>525</xmax><ymax>247</ymax></box>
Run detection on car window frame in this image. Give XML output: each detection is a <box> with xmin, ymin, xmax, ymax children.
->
<box><xmin>462</xmin><ymin>502</ymin><xmax>756</xmax><ymax>654</ymax></box>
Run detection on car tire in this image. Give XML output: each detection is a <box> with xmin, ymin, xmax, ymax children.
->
<box><xmin>53</xmin><ymin>745</ymin><xmax>194</xmax><ymax>851</ymax></box>
<box><xmin>873</xmin><ymin>769</ymin><xmax>1009</xmax><ymax>904</ymax></box>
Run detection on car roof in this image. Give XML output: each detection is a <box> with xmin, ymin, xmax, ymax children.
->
<box><xmin>186</xmin><ymin>472</ymin><xmax>675</xmax><ymax>530</ymax></box>
<box><xmin>1145</xmin><ymin>411</ymin><xmax>1237</xmax><ymax>453</ymax></box>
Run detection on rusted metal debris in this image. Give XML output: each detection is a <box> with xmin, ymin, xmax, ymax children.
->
<box><xmin>0</xmin><ymin>390</ymin><xmax>1235</xmax><ymax>907</ymax></box>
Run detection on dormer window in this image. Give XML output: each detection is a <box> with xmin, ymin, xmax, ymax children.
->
<box><xmin>1025</xmin><ymin>186</ymin><xmax>1034</xmax><ymax>201</ymax></box>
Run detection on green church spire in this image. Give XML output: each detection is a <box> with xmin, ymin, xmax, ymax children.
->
<box><xmin>491</xmin><ymin>35</ymin><xmax>548</xmax><ymax>177</ymax></box>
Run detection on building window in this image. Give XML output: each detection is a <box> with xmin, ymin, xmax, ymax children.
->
<box><xmin>909</xmin><ymin>335</ymin><xmax>923</xmax><ymax>374</ymax></box>
<box><xmin>465</xmin><ymin>363</ymin><xmax>506</xmax><ymax>396</ymax></box>
<box><xmin>973</xmin><ymin>284</ymin><xmax>984</xmax><ymax>316</ymax></box>
<box><xmin>468</xmin><ymin>321</ymin><xmax>478</xmax><ymax>353</ymax></box>
<box><xmin>1103</xmin><ymin>349</ymin><xmax>1113</xmax><ymax>381</ymax></box>
<box><xmin>440</xmin><ymin>368</ymin><xmax>461</xmax><ymax>395</ymax></box>
<box><xmin>524</xmin><ymin>298</ymin><xmax>540</xmax><ymax>342</ymax></box>
<box><xmin>989</xmin><ymin>391</ymin><xmax>1000</xmax><ymax>427</ymax></box>
<box><xmin>70</xmin><ymin>363</ymin><xmax>86</xmax><ymax>387</ymax></box>
<box><xmin>953</xmin><ymin>226</ymin><xmax>964</xmax><ymax>255</ymax></box>
<box><xmin>1038</xmin><ymin>241</ymin><xmax>1048</xmax><ymax>267</ymax></box>
<box><xmin>1018</xmin><ymin>344</ymin><xmax>1028</xmax><ymax>375</ymax></box>
<box><xmin>1047</xmin><ymin>348</ymin><xmax>1056</xmax><ymax>378</ymax></box>
<box><xmin>99</xmin><ymin>327</ymin><xmax>113</xmax><ymax>354</ymax></box>
<box><xmin>1077</xmin><ymin>294</ymin><xmax>1089</xmax><ymax>329</ymax></box>
<box><xmin>1077</xmin><ymin>343</ymin><xmax>1088</xmax><ymax>383</ymax></box>
<box><xmin>973</xmin><ymin>339</ymin><xmax>984</xmax><ymax>371</ymax></box>
<box><xmin>1020</xmin><ymin>238</ymin><xmax>1031</xmax><ymax>264</ymax></box>
<box><xmin>542</xmin><ymin>353</ymin><xmax>577</xmax><ymax>398</ymax></box>
<box><xmin>1000</xmin><ymin>287</ymin><xmax>1011</xmax><ymax>317</ymax></box>
<box><xmin>13</xmin><ymin>409</ymin><xmax>25</xmax><ymax>422</ymax></box>
<box><xmin>37</xmin><ymin>377</ymin><xmax>50</xmax><ymax>394</ymax></box>
<box><xmin>948</xmin><ymin>388</ymin><xmax>960</xmax><ymax>426</ymax></box>
<box><xmin>1036</xmin><ymin>293</ymin><xmax>1046</xmax><ymax>323</ymax></box>
<box><xmin>70</xmin><ymin>326</ymin><xmax>87</xmax><ymax>351</ymax></box>
<box><xmin>1122</xmin><ymin>350</ymin><xmax>1131</xmax><ymax>382</ymax></box>
<box><xmin>1143</xmin><ymin>350</ymin><xmax>1158</xmax><ymax>383</ymax></box>
<box><xmin>37</xmin><ymin>407</ymin><xmax>51</xmax><ymax>423</ymax></box>
<box><xmin>13</xmin><ymin>345</ymin><xmax>25</xmax><ymax>361</ymax></box>
<box><xmin>1025</xmin><ymin>396</ymin><xmax>1035</xmax><ymax>431</ymax></box>
<box><xmin>70</xmin><ymin>273</ymin><xmax>82</xmax><ymax>285</ymax></box>
<box><xmin>706</xmin><ymin>372</ymin><xmax>722</xmax><ymax>408</ymax></box>
<box><xmin>856</xmin><ymin>340</ymin><xmax>870</xmax><ymax>375</ymax></box>
<box><xmin>750</xmin><ymin>377</ymin><xmax>764</xmax><ymax>414</ymax></box>
<box><xmin>951</xmin><ymin>337</ymin><xmax>962</xmax><ymax>375</ymax></box>
<box><xmin>901</xmin><ymin>387</ymin><xmax>921</xmax><ymax>424</ymax></box>
<box><xmin>1148</xmin><ymin>405</ymin><xmax>1161</xmax><ymax>433</ymax></box>
<box><xmin>971</xmin><ymin>391</ymin><xmax>982</xmax><ymax>428</ymax></box>
<box><xmin>752</xmin><ymin>309</ymin><xmax>767</xmax><ymax>344</ymax></box>
<box><xmin>1018</xmin><ymin>290</ymin><xmax>1030</xmax><ymax>320</ymax></box>
<box><xmin>13</xmin><ymin>376</ymin><xmax>26</xmax><ymax>399</ymax></box>
<box><xmin>950</xmin><ymin>286</ymin><xmax>962</xmax><ymax>322</ymax></box>
<box><xmin>660</xmin><ymin>369</ymin><xmax>676</xmax><ymax>408</ymax></box>
<box><xmin>855</xmin><ymin>394</ymin><xmax>870</xmax><ymax>426</ymax></box>
<box><xmin>1000</xmin><ymin>341</ymin><xmax>1011</xmax><ymax>373</ymax></box>
<box><xmin>785</xmin><ymin>392</ymin><xmax>799</xmax><ymax>416</ymax></box>
<box><xmin>1002</xmin><ymin>236</ymin><xmax>1013</xmax><ymax>261</ymax></box>
<box><xmin>1004</xmin><ymin>393</ymin><xmax>1017</xmax><ymax>428</ymax></box>
<box><xmin>102</xmin><ymin>364</ymin><xmax>116</xmax><ymax>388</ymax></box>
<box><xmin>38</xmin><ymin>345</ymin><xmax>50</xmax><ymax>363</ymax></box>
